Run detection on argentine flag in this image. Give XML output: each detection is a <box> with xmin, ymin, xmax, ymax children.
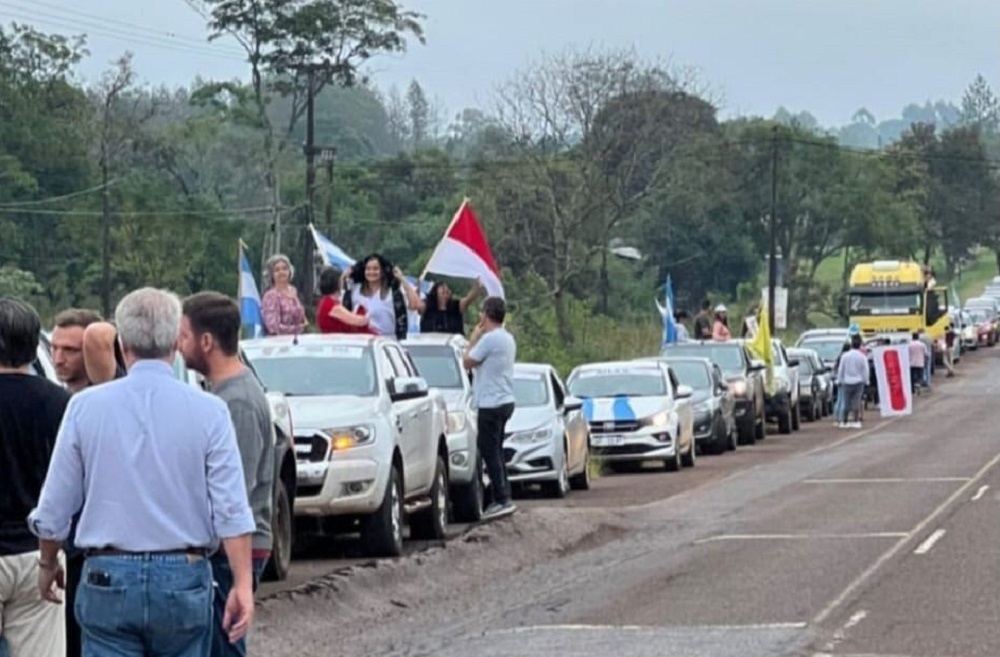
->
<box><xmin>239</xmin><ymin>241</ymin><xmax>264</xmax><ymax>337</ymax></box>
<box><xmin>655</xmin><ymin>274</ymin><xmax>679</xmax><ymax>345</ymax></box>
<box><xmin>309</xmin><ymin>224</ymin><xmax>355</xmax><ymax>271</ymax></box>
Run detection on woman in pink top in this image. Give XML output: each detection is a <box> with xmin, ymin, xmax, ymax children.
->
<box><xmin>261</xmin><ymin>254</ymin><xmax>307</xmax><ymax>335</ymax></box>
<box><xmin>712</xmin><ymin>304</ymin><xmax>731</xmax><ymax>341</ymax></box>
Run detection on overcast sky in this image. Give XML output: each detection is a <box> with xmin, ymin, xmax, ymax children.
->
<box><xmin>7</xmin><ymin>0</ymin><xmax>999</xmax><ymax>127</ymax></box>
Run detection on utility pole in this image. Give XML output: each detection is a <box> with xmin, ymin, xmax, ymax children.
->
<box><xmin>768</xmin><ymin>124</ymin><xmax>779</xmax><ymax>332</ymax></box>
<box><xmin>302</xmin><ymin>65</ymin><xmax>318</xmax><ymax>306</ymax></box>
<box><xmin>100</xmin><ymin>163</ymin><xmax>112</xmax><ymax>318</ymax></box>
<box><xmin>324</xmin><ymin>158</ymin><xmax>334</xmax><ymax>232</ymax></box>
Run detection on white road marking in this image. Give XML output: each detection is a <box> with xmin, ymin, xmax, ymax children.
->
<box><xmin>696</xmin><ymin>533</ymin><xmax>906</xmax><ymax>544</ymax></box>
<box><xmin>913</xmin><ymin>529</ymin><xmax>947</xmax><ymax>555</ymax></box>
<box><xmin>971</xmin><ymin>485</ymin><xmax>989</xmax><ymax>501</ymax></box>
<box><xmin>820</xmin><ymin>609</ymin><xmax>869</xmax><ymax>652</ymax></box>
<box><xmin>803</xmin><ymin>477</ymin><xmax>970</xmax><ymax>484</ymax></box>
<box><xmin>492</xmin><ymin>622</ymin><xmax>808</xmax><ymax>634</ymax></box>
<box><xmin>813</xmin><ymin>450</ymin><xmax>1000</xmax><ymax>624</ymax></box>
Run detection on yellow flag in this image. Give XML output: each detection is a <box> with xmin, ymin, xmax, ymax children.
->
<box><xmin>748</xmin><ymin>304</ymin><xmax>774</xmax><ymax>392</ymax></box>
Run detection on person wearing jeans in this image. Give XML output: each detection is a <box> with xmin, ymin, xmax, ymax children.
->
<box><xmin>836</xmin><ymin>335</ymin><xmax>868</xmax><ymax>429</ymax></box>
<box><xmin>463</xmin><ymin>297</ymin><xmax>517</xmax><ymax>518</ymax></box>
<box><xmin>28</xmin><ymin>288</ymin><xmax>257</xmax><ymax>657</ymax></box>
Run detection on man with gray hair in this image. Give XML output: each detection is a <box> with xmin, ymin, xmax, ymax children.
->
<box><xmin>29</xmin><ymin>288</ymin><xmax>257</xmax><ymax>657</ymax></box>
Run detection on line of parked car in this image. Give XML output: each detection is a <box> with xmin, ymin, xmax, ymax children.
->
<box><xmin>953</xmin><ymin>275</ymin><xmax>1000</xmax><ymax>352</ymax></box>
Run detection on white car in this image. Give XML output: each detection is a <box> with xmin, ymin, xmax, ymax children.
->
<box><xmin>401</xmin><ymin>333</ymin><xmax>484</xmax><ymax>522</ymax></box>
<box><xmin>31</xmin><ymin>331</ymin><xmax>59</xmax><ymax>383</ymax></box>
<box><xmin>504</xmin><ymin>363</ymin><xmax>591</xmax><ymax>498</ymax></box>
<box><xmin>566</xmin><ymin>360</ymin><xmax>695</xmax><ymax>472</ymax></box>
<box><xmin>242</xmin><ymin>334</ymin><xmax>450</xmax><ymax>558</ymax></box>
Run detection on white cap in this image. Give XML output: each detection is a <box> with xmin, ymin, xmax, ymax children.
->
<box><xmin>714</xmin><ymin>304</ymin><xmax>727</xmax><ymax>313</ymax></box>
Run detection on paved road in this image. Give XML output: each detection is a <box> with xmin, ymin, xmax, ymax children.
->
<box><xmin>256</xmin><ymin>348</ymin><xmax>1000</xmax><ymax>657</ymax></box>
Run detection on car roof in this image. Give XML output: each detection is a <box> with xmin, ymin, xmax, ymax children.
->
<box><xmin>514</xmin><ymin>362</ymin><xmax>552</xmax><ymax>374</ymax></box>
<box><xmin>401</xmin><ymin>332</ymin><xmax>468</xmax><ymax>347</ymax></box>
<box><xmin>573</xmin><ymin>360</ymin><xmax>666</xmax><ymax>374</ymax></box>
<box><xmin>647</xmin><ymin>355</ymin><xmax>714</xmax><ymax>368</ymax></box>
<box><xmin>241</xmin><ymin>334</ymin><xmax>377</xmax><ymax>349</ymax></box>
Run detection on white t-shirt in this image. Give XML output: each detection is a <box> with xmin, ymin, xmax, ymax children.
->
<box><xmin>353</xmin><ymin>286</ymin><xmax>396</xmax><ymax>337</ymax></box>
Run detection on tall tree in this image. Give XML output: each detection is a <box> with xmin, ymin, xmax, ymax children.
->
<box><xmin>406</xmin><ymin>79</ymin><xmax>428</xmax><ymax>148</ymax></box>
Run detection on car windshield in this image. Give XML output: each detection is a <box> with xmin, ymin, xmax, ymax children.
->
<box><xmin>569</xmin><ymin>369</ymin><xmax>666</xmax><ymax>398</ymax></box>
<box><xmin>513</xmin><ymin>374</ymin><xmax>549</xmax><ymax>407</ymax></box>
<box><xmin>404</xmin><ymin>344</ymin><xmax>463</xmax><ymax>389</ymax></box>
<box><xmin>794</xmin><ymin>356</ymin><xmax>814</xmax><ymax>375</ymax></box>
<box><xmin>661</xmin><ymin>344</ymin><xmax>744</xmax><ymax>373</ymax></box>
<box><xmin>799</xmin><ymin>339</ymin><xmax>846</xmax><ymax>362</ymax></box>
<box><xmin>662</xmin><ymin>361</ymin><xmax>711</xmax><ymax>390</ymax></box>
<box><xmin>243</xmin><ymin>344</ymin><xmax>377</xmax><ymax>397</ymax></box>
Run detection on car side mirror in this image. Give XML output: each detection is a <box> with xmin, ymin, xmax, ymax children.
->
<box><xmin>564</xmin><ymin>395</ymin><xmax>584</xmax><ymax>413</ymax></box>
<box><xmin>787</xmin><ymin>358</ymin><xmax>800</xmax><ymax>367</ymax></box>
<box><xmin>390</xmin><ymin>376</ymin><xmax>429</xmax><ymax>401</ymax></box>
<box><xmin>676</xmin><ymin>384</ymin><xmax>694</xmax><ymax>400</ymax></box>
<box><xmin>750</xmin><ymin>359</ymin><xmax>766</xmax><ymax>372</ymax></box>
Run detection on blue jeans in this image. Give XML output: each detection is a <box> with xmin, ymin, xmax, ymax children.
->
<box><xmin>833</xmin><ymin>385</ymin><xmax>845</xmax><ymax>420</ymax></box>
<box><xmin>76</xmin><ymin>554</ymin><xmax>212</xmax><ymax>657</ymax></box>
<box><xmin>0</xmin><ymin>635</ymin><xmax>8</xmax><ymax>657</ymax></box>
<box><xmin>210</xmin><ymin>554</ymin><xmax>267</xmax><ymax>657</ymax></box>
<box><xmin>838</xmin><ymin>383</ymin><xmax>865</xmax><ymax>424</ymax></box>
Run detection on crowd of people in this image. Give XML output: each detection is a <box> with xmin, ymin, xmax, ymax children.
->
<box><xmin>258</xmin><ymin>252</ymin><xmax>484</xmax><ymax>339</ymax></box>
<box><xmin>0</xmin><ymin>252</ymin><xmax>518</xmax><ymax>655</ymax></box>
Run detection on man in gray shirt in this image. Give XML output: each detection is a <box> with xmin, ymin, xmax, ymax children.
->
<box><xmin>462</xmin><ymin>297</ymin><xmax>517</xmax><ymax>519</ymax></box>
<box><xmin>179</xmin><ymin>292</ymin><xmax>274</xmax><ymax>657</ymax></box>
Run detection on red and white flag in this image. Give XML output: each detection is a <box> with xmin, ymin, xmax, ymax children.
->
<box><xmin>421</xmin><ymin>200</ymin><xmax>504</xmax><ymax>298</ymax></box>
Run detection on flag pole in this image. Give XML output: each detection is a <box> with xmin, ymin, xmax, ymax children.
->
<box><xmin>418</xmin><ymin>197</ymin><xmax>469</xmax><ymax>281</ymax></box>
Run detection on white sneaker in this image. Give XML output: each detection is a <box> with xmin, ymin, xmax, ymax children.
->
<box><xmin>851</xmin><ymin>422</ymin><xmax>862</xmax><ymax>429</ymax></box>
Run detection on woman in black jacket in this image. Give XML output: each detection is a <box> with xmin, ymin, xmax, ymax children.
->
<box><xmin>341</xmin><ymin>253</ymin><xmax>420</xmax><ymax>340</ymax></box>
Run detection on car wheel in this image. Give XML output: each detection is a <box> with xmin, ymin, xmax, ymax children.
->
<box><xmin>778</xmin><ymin>407</ymin><xmax>792</xmax><ymax>434</ymax></box>
<box><xmin>411</xmin><ymin>456</ymin><xmax>449</xmax><ymax>541</ymax></box>
<box><xmin>543</xmin><ymin>452</ymin><xmax>570</xmax><ymax>498</ymax></box>
<box><xmin>737</xmin><ymin>415</ymin><xmax>756</xmax><ymax>446</ymax></box>
<box><xmin>451</xmin><ymin>458</ymin><xmax>484</xmax><ymax>523</ymax></box>
<box><xmin>755</xmin><ymin>410</ymin><xmax>767</xmax><ymax>441</ymax></box>
<box><xmin>681</xmin><ymin>434</ymin><xmax>696</xmax><ymax>468</ymax></box>
<box><xmin>261</xmin><ymin>478</ymin><xmax>293</xmax><ymax>582</ymax></box>
<box><xmin>664</xmin><ymin>438</ymin><xmax>682</xmax><ymax>472</ymax></box>
<box><xmin>791</xmin><ymin>403</ymin><xmax>801</xmax><ymax>431</ymax></box>
<box><xmin>361</xmin><ymin>464</ymin><xmax>404</xmax><ymax>557</ymax></box>
<box><xmin>569</xmin><ymin>446</ymin><xmax>591</xmax><ymax>490</ymax></box>
<box><xmin>728</xmin><ymin>420</ymin><xmax>738</xmax><ymax>451</ymax></box>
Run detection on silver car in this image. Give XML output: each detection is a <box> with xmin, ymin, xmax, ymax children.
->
<box><xmin>642</xmin><ymin>356</ymin><xmax>736</xmax><ymax>455</ymax></box>
<box><xmin>788</xmin><ymin>348</ymin><xmax>831</xmax><ymax>421</ymax></box>
<box><xmin>504</xmin><ymin>363</ymin><xmax>591</xmax><ymax>498</ymax></box>
<box><xmin>402</xmin><ymin>333</ymin><xmax>484</xmax><ymax>522</ymax></box>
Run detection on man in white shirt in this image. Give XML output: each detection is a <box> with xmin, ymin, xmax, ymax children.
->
<box><xmin>836</xmin><ymin>335</ymin><xmax>869</xmax><ymax>429</ymax></box>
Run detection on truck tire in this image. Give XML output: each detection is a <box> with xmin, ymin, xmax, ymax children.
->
<box><xmin>778</xmin><ymin>407</ymin><xmax>792</xmax><ymax>434</ymax></box>
<box><xmin>361</xmin><ymin>465</ymin><xmax>404</xmax><ymax>557</ymax></box>
<box><xmin>261</xmin><ymin>479</ymin><xmax>293</xmax><ymax>582</ymax></box>
<box><xmin>411</xmin><ymin>456</ymin><xmax>448</xmax><ymax>541</ymax></box>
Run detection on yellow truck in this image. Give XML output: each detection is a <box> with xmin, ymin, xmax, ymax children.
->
<box><xmin>847</xmin><ymin>260</ymin><xmax>951</xmax><ymax>356</ymax></box>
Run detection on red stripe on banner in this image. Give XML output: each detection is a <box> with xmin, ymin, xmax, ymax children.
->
<box><xmin>883</xmin><ymin>349</ymin><xmax>907</xmax><ymax>412</ymax></box>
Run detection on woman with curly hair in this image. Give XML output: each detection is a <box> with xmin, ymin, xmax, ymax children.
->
<box><xmin>341</xmin><ymin>253</ymin><xmax>420</xmax><ymax>340</ymax></box>
<box><xmin>261</xmin><ymin>254</ymin><xmax>307</xmax><ymax>336</ymax></box>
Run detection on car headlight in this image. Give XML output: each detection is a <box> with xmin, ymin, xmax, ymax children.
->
<box><xmin>508</xmin><ymin>427</ymin><xmax>552</xmax><ymax>444</ymax></box>
<box><xmin>728</xmin><ymin>379</ymin><xmax>747</xmax><ymax>397</ymax></box>
<box><xmin>446</xmin><ymin>411</ymin><xmax>467</xmax><ymax>433</ymax></box>
<box><xmin>324</xmin><ymin>424</ymin><xmax>374</xmax><ymax>454</ymax></box>
<box><xmin>641</xmin><ymin>412</ymin><xmax>669</xmax><ymax>427</ymax></box>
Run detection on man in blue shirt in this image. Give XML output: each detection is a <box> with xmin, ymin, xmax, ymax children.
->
<box><xmin>28</xmin><ymin>288</ymin><xmax>257</xmax><ymax>657</ymax></box>
<box><xmin>463</xmin><ymin>297</ymin><xmax>517</xmax><ymax>519</ymax></box>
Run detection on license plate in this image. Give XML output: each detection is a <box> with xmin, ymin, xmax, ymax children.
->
<box><xmin>592</xmin><ymin>435</ymin><xmax>625</xmax><ymax>447</ymax></box>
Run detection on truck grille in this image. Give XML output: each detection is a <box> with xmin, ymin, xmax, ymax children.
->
<box><xmin>294</xmin><ymin>433</ymin><xmax>328</xmax><ymax>463</ymax></box>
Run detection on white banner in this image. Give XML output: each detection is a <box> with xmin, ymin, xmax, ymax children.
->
<box><xmin>760</xmin><ymin>287</ymin><xmax>788</xmax><ymax>329</ymax></box>
<box><xmin>872</xmin><ymin>345</ymin><xmax>913</xmax><ymax>417</ymax></box>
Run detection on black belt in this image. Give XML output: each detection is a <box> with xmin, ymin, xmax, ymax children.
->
<box><xmin>85</xmin><ymin>547</ymin><xmax>207</xmax><ymax>558</ymax></box>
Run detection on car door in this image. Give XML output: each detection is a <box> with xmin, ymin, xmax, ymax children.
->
<box><xmin>384</xmin><ymin>344</ymin><xmax>435</xmax><ymax>492</ymax></box>
<box><xmin>547</xmin><ymin>370</ymin><xmax>575</xmax><ymax>471</ymax></box>
<box><xmin>713</xmin><ymin>364</ymin><xmax>735</xmax><ymax>434</ymax></box>
<box><xmin>666</xmin><ymin>367</ymin><xmax>691</xmax><ymax>451</ymax></box>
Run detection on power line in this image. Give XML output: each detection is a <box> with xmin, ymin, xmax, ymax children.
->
<box><xmin>0</xmin><ymin>5</ymin><xmax>247</xmax><ymax>62</ymax></box>
<box><xmin>0</xmin><ymin>205</ymin><xmax>277</xmax><ymax>217</ymax></box>
<box><xmin>0</xmin><ymin>179</ymin><xmax>119</xmax><ymax>208</ymax></box>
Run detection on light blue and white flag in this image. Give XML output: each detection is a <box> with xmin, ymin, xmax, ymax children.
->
<box><xmin>654</xmin><ymin>274</ymin><xmax>679</xmax><ymax>345</ymax></box>
<box><xmin>309</xmin><ymin>224</ymin><xmax>355</xmax><ymax>271</ymax></box>
<box><xmin>238</xmin><ymin>240</ymin><xmax>264</xmax><ymax>337</ymax></box>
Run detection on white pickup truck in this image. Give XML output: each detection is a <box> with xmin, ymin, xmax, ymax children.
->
<box><xmin>242</xmin><ymin>334</ymin><xmax>451</xmax><ymax>557</ymax></box>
